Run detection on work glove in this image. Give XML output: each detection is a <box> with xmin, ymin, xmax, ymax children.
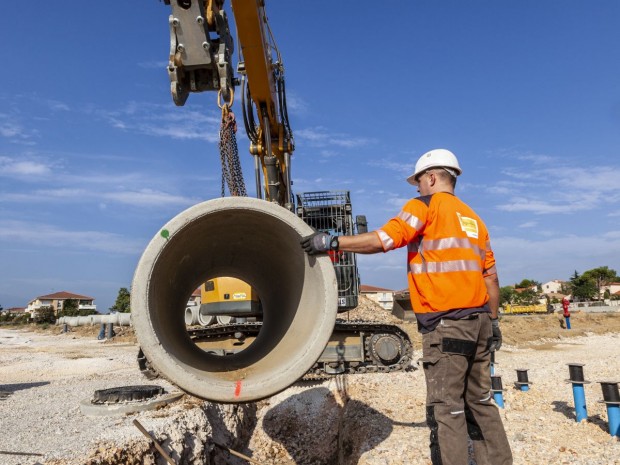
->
<box><xmin>489</xmin><ymin>318</ymin><xmax>502</xmax><ymax>352</ymax></box>
<box><xmin>300</xmin><ymin>232</ymin><xmax>333</xmax><ymax>255</ymax></box>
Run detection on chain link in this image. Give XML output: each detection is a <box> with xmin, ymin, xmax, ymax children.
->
<box><xmin>219</xmin><ymin>107</ymin><xmax>247</xmax><ymax>197</ymax></box>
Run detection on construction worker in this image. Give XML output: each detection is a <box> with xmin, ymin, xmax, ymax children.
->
<box><xmin>301</xmin><ymin>148</ymin><xmax>512</xmax><ymax>465</ymax></box>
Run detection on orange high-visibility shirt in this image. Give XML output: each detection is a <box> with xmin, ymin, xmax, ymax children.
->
<box><xmin>375</xmin><ymin>192</ymin><xmax>497</xmax><ymax>332</ymax></box>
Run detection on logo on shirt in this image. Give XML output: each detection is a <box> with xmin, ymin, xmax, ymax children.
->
<box><xmin>457</xmin><ymin>213</ymin><xmax>479</xmax><ymax>239</ymax></box>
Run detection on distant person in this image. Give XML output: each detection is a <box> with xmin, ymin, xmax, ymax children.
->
<box><xmin>302</xmin><ymin>149</ymin><xmax>512</xmax><ymax>465</ymax></box>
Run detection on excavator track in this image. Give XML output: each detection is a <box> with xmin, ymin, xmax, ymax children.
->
<box><xmin>304</xmin><ymin>320</ymin><xmax>414</xmax><ymax>380</ymax></box>
<box><xmin>138</xmin><ymin>320</ymin><xmax>413</xmax><ymax>381</ymax></box>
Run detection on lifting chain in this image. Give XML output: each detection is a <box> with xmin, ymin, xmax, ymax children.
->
<box><xmin>219</xmin><ymin>104</ymin><xmax>247</xmax><ymax>197</ymax></box>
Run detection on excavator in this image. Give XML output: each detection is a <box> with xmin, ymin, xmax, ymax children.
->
<box><xmin>134</xmin><ymin>0</ymin><xmax>412</xmax><ymax>399</ymax></box>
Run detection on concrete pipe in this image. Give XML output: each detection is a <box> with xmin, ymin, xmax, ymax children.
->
<box><xmin>216</xmin><ymin>315</ymin><xmax>235</xmax><ymax>325</ymax></box>
<box><xmin>77</xmin><ymin>316</ymin><xmax>91</xmax><ymax>326</ymax></box>
<box><xmin>65</xmin><ymin>317</ymin><xmax>80</xmax><ymax>327</ymax></box>
<box><xmin>184</xmin><ymin>306</ymin><xmax>199</xmax><ymax>326</ymax></box>
<box><xmin>101</xmin><ymin>313</ymin><xmax>119</xmax><ymax>325</ymax></box>
<box><xmin>118</xmin><ymin>313</ymin><xmax>131</xmax><ymax>326</ymax></box>
<box><xmin>131</xmin><ymin>197</ymin><xmax>337</xmax><ymax>403</ymax></box>
<box><xmin>197</xmin><ymin>309</ymin><xmax>215</xmax><ymax>327</ymax></box>
<box><xmin>91</xmin><ymin>315</ymin><xmax>103</xmax><ymax>325</ymax></box>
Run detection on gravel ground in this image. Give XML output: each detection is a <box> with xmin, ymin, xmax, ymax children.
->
<box><xmin>1</xmin><ymin>304</ymin><xmax>620</xmax><ymax>465</ymax></box>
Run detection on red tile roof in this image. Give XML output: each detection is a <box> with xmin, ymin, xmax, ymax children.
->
<box><xmin>36</xmin><ymin>291</ymin><xmax>94</xmax><ymax>301</ymax></box>
<box><xmin>5</xmin><ymin>307</ymin><xmax>27</xmax><ymax>313</ymax></box>
<box><xmin>360</xmin><ymin>285</ymin><xmax>394</xmax><ymax>293</ymax></box>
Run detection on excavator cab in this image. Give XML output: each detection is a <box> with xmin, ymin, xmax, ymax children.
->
<box><xmin>296</xmin><ymin>191</ymin><xmax>362</xmax><ymax>311</ymax></box>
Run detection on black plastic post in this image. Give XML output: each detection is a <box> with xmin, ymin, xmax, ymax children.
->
<box><xmin>600</xmin><ymin>382</ymin><xmax>620</xmax><ymax>403</ymax></box>
<box><xmin>491</xmin><ymin>375</ymin><xmax>505</xmax><ymax>408</ymax></box>
<box><xmin>515</xmin><ymin>369</ymin><xmax>531</xmax><ymax>391</ymax></box>
<box><xmin>567</xmin><ymin>363</ymin><xmax>588</xmax><ymax>422</ymax></box>
<box><xmin>599</xmin><ymin>382</ymin><xmax>620</xmax><ymax>437</ymax></box>
<box><xmin>568</xmin><ymin>363</ymin><xmax>585</xmax><ymax>383</ymax></box>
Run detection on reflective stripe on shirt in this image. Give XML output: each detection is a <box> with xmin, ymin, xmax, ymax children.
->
<box><xmin>422</xmin><ymin>236</ymin><xmax>488</xmax><ymax>264</ymax></box>
<box><xmin>410</xmin><ymin>259</ymin><xmax>482</xmax><ymax>275</ymax></box>
<box><xmin>398</xmin><ymin>211</ymin><xmax>424</xmax><ymax>231</ymax></box>
<box><xmin>377</xmin><ymin>229</ymin><xmax>395</xmax><ymax>250</ymax></box>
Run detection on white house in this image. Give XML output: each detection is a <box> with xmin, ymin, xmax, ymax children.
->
<box><xmin>541</xmin><ymin>280</ymin><xmax>565</xmax><ymax>294</ymax></box>
<box><xmin>27</xmin><ymin>291</ymin><xmax>96</xmax><ymax>317</ymax></box>
<box><xmin>360</xmin><ymin>285</ymin><xmax>394</xmax><ymax>310</ymax></box>
<box><xmin>603</xmin><ymin>282</ymin><xmax>620</xmax><ymax>298</ymax></box>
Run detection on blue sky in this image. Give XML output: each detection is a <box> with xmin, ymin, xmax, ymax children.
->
<box><xmin>1</xmin><ymin>1</ymin><xmax>619</xmax><ymax>312</ymax></box>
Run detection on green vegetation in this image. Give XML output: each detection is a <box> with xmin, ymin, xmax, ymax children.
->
<box><xmin>33</xmin><ymin>306</ymin><xmax>55</xmax><ymax>324</ymax></box>
<box><xmin>58</xmin><ymin>299</ymin><xmax>97</xmax><ymax>317</ymax></box>
<box><xmin>500</xmin><ymin>266</ymin><xmax>619</xmax><ymax>309</ymax></box>
<box><xmin>110</xmin><ymin>288</ymin><xmax>131</xmax><ymax>313</ymax></box>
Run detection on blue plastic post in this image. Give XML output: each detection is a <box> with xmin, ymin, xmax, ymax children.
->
<box><xmin>607</xmin><ymin>404</ymin><xmax>620</xmax><ymax>437</ymax></box>
<box><xmin>600</xmin><ymin>382</ymin><xmax>620</xmax><ymax>437</ymax></box>
<box><xmin>493</xmin><ymin>391</ymin><xmax>505</xmax><ymax>408</ymax></box>
<box><xmin>491</xmin><ymin>375</ymin><xmax>505</xmax><ymax>409</ymax></box>
<box><xmin>568</xmin><ymin>364</ymin><xmax>588</xmax><ymax>422</ymax></box>
<box><xmin>572</xmin><ymin>384</ymin><xmax>587</xmax><ymax>422</ymax></box>
<box><xmin>565</xmin><ymin>316</ymin><xmax>571</xmax><ymax>329</ymax></box>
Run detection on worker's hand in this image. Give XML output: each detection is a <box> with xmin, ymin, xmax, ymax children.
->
<box><xmin>489</xmin><ymin>318</ymin><xmax>502</xmax><ymax>352</ymax></box>
<box><xmin>300</xmin><ymin>232</ymin><xmax>331</xmax><ymax>255</ymax></box>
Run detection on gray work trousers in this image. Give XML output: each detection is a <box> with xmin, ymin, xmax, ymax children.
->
<box><xmin>421</xmin><ymin>313</ymin><xmax>513</xmax><ymax>465</ymax></box>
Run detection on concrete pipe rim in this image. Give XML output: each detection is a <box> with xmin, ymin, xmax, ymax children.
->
<box><xmin>131</xmin><ymin>197</ymin><xmax>337</xmax><ymax>402</ymax></box>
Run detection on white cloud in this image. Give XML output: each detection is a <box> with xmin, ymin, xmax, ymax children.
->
<box><xmin>357</xmin><ymin>249</ymin><xmax>408</xmax><ymax>290</ymax></box>
<box><xmin>0</xmin><ymin>121</ymin><xmax>37</xmax><ymax>143</ymax></box>
<box><xmin>497</xmin><ymin>197</ymin><xmax>586</xmax><ymax>214</ymax></box>
<box><xmin>100</xmin><ymin>103</ymin><xmax>221</xmax><ymax>142</ymax></box>
<box><xmin>488</xmin><ymin>152</ymin><xmax>620</xmax><ymax>216</ymax></box>
<box><xmin>386</xmin><ymin>197</ymin><xmax>412</xmax><ymax>208</ymax></box>
<box><xmin>493</xmin><ymin>232</ymin><xmax>620</xmax><ymax>284</ymax></box>
<box><xmin>46</xmin><ymin>99</ymin><xmax>70</xmax><ymax>111</ymax></box>
<box><xmin>103</xmin><ymin>189</ymin><xmax>197</xmax><ymax>207</ymax></box>
<box><xmin>368</xmin><ymin>158</ymin><xmax>413</xmax><ymax>176</ymax></box>
<box><xmin>137</xmin><ymin>61</ymin><xmax>168</xmax><ymax>69</ymax></box>
<box><xmin>0</xmin><ymin>186</ymin><xmax>197</xmax><ymax>209</ymax></box>
<box><xmin>0</xmin><ymin>156</ymin><xmax>52</xmax><ymax>176</ymax></box>
<box><xmin>296</xmin><ymin>127</ymin><xmax>375</xmax><ymax>149</ymax></box>
<box><xmin>518</xmin><ymin>221</ymin><xmax>537</xmax><ymax>228</ymax></box>
<box><xmin>282</xmin><ymin>90</ymin><xmax>308</xmax><ymax>113</ymax></box>
<box><xmin>0</xmin><ymin>220</ymin><xmax>143</xmax><ymax>255</ymax></box>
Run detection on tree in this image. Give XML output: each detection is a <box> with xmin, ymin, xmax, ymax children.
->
<box><xmin>513</xmin><ymin>288</ymin><xmax>540</xmax><ymax>306</ymax></box>
<box><xmin>499</xmin><ymin>286</ymin><xmax>515</xmax><ymax>307</ymax></box>
<box><xmin>33</xmin><ymin>306</ymin><xmax>55</xmax><ymax>324</ymax></box>
<box><xmin>515</xmin><ymin>279</ymin><xmax>541</xmax><ymax>291</ymax></box>
<box><xmin>582</xmin><ymin>266</ymin><xmax>618</xmax><ymax>301</ymax></box>
<box><xmin>59</xmin><ymin>299</ymin><xmax>79</xmax><ymax>317</ymax></box>
<box><xmin>569</xmin><ymin>270</ymin><xmax>597</xmax><ymax>302</ymax></box>
<box><xmin>110</xmin><ymin>288</ymin><xmax>131</xmax><ymax>313</ymax></box>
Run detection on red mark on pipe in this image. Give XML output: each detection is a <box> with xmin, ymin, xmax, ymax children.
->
<box><xmin>234</xmin><ymin>380</ymin><xmax>242</xmax><ymax>398</ymax></box>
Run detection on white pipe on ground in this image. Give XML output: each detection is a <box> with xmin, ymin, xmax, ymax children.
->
<box><xmin>131</xmin><ymin>197</ymin><xmax>337</xmax><ymax>403</ymax></box>
<box><xmin>184</xmin><ymin>306</ymin><xmax>199</xmax><ymax>326</ymax></box>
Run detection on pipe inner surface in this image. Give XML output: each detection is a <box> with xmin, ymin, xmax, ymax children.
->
<box><xmin>131</xmin><ymin>197</ymin><xmax>337</xmax><ymax>402</ymax></box>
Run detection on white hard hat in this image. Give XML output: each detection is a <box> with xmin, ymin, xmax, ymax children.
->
<box><xmin>406</xmin><ymin>148</ymin><xmax>462</xmax><ymax>186</ymax></box>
